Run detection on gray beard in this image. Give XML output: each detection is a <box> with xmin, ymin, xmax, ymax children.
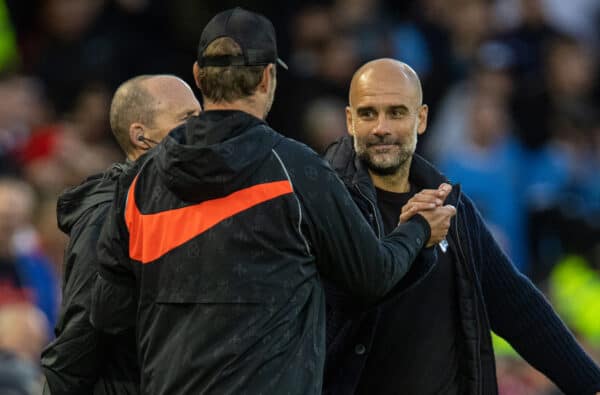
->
<box><xmin>357</xmin><ymin>148</ymin><xmax>412</xmax><ymax>176</ymax></box>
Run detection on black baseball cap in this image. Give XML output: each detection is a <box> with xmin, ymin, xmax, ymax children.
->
<box><xmin>197</xmin><ymin>7</ymin><xmax>288</xmax><ymax>70</ymax></box>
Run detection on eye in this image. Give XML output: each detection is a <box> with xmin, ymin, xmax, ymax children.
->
<box><xmin>358</xmin><ymin>109</ymin><xmax>376</xmax><ymax>119</ymax></box>
<box><xmin>391</xmin><ymin>108</ymin><xmax>407</xmax><ymax>118</ymax></box>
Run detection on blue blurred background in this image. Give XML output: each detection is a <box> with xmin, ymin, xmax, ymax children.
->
<box><xmin>0</xmin><ymin>0</ymin><xmax>598</xmax><ymax>393</ymax></box>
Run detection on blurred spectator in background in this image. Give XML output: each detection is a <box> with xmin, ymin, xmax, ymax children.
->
<box><xmin>496</xmin><ymin>0</ymin><xmax>560</xmax><ymax>88</ymax></box>
<box><xmin>0</xmin><ymin>303</ymin><xmax>47</xmax><ymax>395</ymax></box>
<box><xmin>513</xmin><ymin>34</ymin><xmax>597</xmax><ymax>149</ymax></box>
<box><xmin>438</xmin><ymin>90</ymin><xmax>530</xmax><ymax>271</ymax></box>
<box><xmin>0</xmin><ymin>178</ymin><xmax>58</xmax><ymax>330</ymax></box>
<box><xmin>426</xmin><ymin>40</ymin><xmax>516</xmax><ymax>160</ymax></box>
<box><xmin>302</xmin><ymin>97</ymin><xmax>347</xmax><ymax>154</ymax></box>
<box><xmin>0</xmin><ymin>75</ymin><xmax>49</xmax><ymax>176</ymax></box>
<box><xmin>17</xmin><ymin>82</ymin><xmax>119</xmax><ymax>195</ymax></box>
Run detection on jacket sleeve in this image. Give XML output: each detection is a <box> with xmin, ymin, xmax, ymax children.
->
<box><xmin>40</xmin><ymin>210</ymin><xmax>108</xmax><ymax>395</ymax></box>
<box><xmin>462</xmin><ymin>195</ymin><xmax>600</xmax><ymax>395</ymax></box>
<box><xmin>89</xmin><ymin>183</ymin><xmax>138</xmax><ymax>335</ymax></box>
<box><xmin>289</xmin><ymin>151</ymin><xmax>430</xmax><ymax>304</ymax></box>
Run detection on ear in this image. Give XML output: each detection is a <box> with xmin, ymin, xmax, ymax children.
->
<box><xmin>417</xmin><ymin>104</ymin><xmax>429</xmax><ymax>136</ymax></box>
<box><xmin>193</xmin><ymin>62</ymin><xmax>202</xmax><ymax>90</ymax></box>
<box><xmin>129</xmin><ymin>122</ymin><xmax>147</xmax><ymax>150</ymax></box>
<box><xmin>345</xmin><ymin>106</ymin><xmax>355</xmax><ymax>136</ymax></box>
<box><xmin>258</xmin><ymin>64</ymin><xmax>274</xmax><ymax>93</ymax></box>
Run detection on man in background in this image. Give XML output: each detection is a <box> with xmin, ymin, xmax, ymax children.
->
<box><xmin>41</xmin><ymin>75</ymin><xmax>201</xmax><ymax>395</ymax></box>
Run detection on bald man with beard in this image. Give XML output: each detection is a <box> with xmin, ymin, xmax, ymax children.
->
<box><xmin>322</xmin><ymin>59</ymin><xmax>600</xmax><ymax>395</ymax></box>
<box><xmin>41</xmin><ymin>75</ymin><xmax>201</xmax><ymax>395</ymax></box>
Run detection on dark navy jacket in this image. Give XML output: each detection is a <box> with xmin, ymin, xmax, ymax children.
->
<box><xmin>323</xmin><ymin>136</ymin><xmax>600</xmax><ymax>395</ymax></box>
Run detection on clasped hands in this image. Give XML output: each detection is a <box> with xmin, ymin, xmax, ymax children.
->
<box><xmin>399</xmin><ymin>183</ymin><xmax>456</xmax><ymax>248</ymax></box>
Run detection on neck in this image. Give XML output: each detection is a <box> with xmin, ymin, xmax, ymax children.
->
<box><xmin>368</xmin><ymin>157</ymin><xmax>412</xmax><ymax>193</ymax></box>
<box><xmin>203</xmin><ymin>99</ymin><xmax>264</xmax><ymax>121</ymax></box>
<box><xmin>128</xmin><ymin>148</ymin><xmax>147</xmax><ymax>162</ymax></box>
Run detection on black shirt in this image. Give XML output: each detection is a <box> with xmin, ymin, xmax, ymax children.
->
<box><xmin>355</xmin><ymin>186</ymin><xmax>463</xmax><ymax>395</ymax></box>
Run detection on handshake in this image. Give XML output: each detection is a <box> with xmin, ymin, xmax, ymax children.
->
<box><xmin>400</xmin><ymin>183</ymin><xmax>456</xmax><ymax>248</ymax></box>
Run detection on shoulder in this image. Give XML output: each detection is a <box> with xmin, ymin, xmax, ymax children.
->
<box><xmin>272</xmin><ymin>136</ymin><xmax>334</xmax><ymax>173</ymax></box>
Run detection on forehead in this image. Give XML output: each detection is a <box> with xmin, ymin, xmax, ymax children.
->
<box><xmin>150</xmin><ymin>80</ymin><xmax>198</xmax><ymax>109</ymax></box>
<box><xmin>351</xmin><ymin>70</ymin><xmax>419</xmax><ymax>109</ymax></box>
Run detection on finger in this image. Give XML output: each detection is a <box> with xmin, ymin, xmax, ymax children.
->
<box><xmin>408</xmin><ymin>193</ymin><xmax>443</xmax><ymax>206</ymax></box>
<box><xmin>408</xmin><ymin>202</ymin><xmax>438</xmax><ymax>212</ymax></box>
<box><xmin>415</xmin><ymin>189</ymin><xmax>441</xmax><ymax>198</ymax></box>
<box><xmin>437</xmin><ymin>183</ymin><xmax>452</xmax><ymax>199</ymax></box>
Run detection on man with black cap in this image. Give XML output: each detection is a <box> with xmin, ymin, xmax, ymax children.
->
<box><xmin>90</xmin><ymin>7</ymin><xmax>456</xmax><ymax>395</ymax></box>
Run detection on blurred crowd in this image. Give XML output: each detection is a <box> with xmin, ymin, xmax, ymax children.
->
<box><xmin>0</xmin><ymin>0</ymin><xmax>598</xmax><ymax>393</ymax></box>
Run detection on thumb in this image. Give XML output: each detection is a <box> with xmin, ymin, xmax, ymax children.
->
<box><xmin>443</xmin><ymin>204</ymin><xmax>457</xmax><ymax>217</ymax></box>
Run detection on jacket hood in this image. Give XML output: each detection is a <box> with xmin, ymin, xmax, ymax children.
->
<box><xmin>156</xmin><ymin>110</ymin><xmax>283</xmax><ymax>202</ymax></box>
<box><xmin>56</xmin><ymin>163</ymin><xmax>129</xmax><ymax>234</ymax></box>
<box><xmin>324</xmin><ymin>135</ymin><xmax>460</xmax><ymax>204</ymax></box>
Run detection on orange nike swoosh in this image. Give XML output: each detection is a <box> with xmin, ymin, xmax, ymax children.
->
<box><xmin>125</xmin><ymin>176</ymin><xmax>293</xmax><ymax>264</ymax></box>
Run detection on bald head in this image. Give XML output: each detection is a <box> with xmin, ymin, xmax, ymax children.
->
<box><xmin>110</xmin><ymin>75</ymin><xmax>201</xmax><ymax>160</ymax></box>
<box><xmin>349</xmin><ymin>59</ymin><xmax>423</xmax><ymax>107</ymax></box>
<box><xmin>345</xmin><ymin>59</ymin><xmax>428</xmax><ymax>182</ymax></box>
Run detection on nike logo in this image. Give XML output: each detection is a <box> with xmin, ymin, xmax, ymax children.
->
<box><xmin>125</xmin><ymin>176</ymin><xmax>294</xmax><ymax>264</ymax></box>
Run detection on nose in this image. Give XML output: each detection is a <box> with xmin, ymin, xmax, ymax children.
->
<box><xmin>372</xmin><ymin>115</ymin><xmax>391</xmax><ymax>137</ymax></box>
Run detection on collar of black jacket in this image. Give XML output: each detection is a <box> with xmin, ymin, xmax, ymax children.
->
<box><xmin>324</xmin><ymin>135</ymin><xmax>460</xmax><ymax>205</ymax></box>
<box><xmin>156</xmin><ymin>110</ymin><xmax>283</xmax><ymax>202</ymax></box>
<box><xmin>56</xmin><ymin>162</ymin><xmax>131</xmax><ymax>235</ymax></box>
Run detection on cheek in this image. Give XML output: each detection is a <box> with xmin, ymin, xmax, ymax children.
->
<box><xmin>159</xmin><ymin>119</ymin><xmax>185</xmax><ymax>136</ymax></box>
<box><xmin>354</xmin><ymin>119</ymin><xmax>375</xmax><ymax>135</ymax></box>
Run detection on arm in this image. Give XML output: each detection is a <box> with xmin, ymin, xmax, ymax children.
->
<box><xmin>41</xmin><ymin>211</ymin><xmax>107</xmax><ymax>395</ymax></box>
<box><xmin>89</xmin><ymin>181</ymin><xmax>137</xmax><ymax>335</ymax></box>
<box><xmin>462</xmin><ymin>195</ymin><xmax>600</xmax><ymax>395</ymax></box>
<box><xmin>290</xmin><ymin>154</ymin><xmax>436</xmax><ymax>303</ymax></box>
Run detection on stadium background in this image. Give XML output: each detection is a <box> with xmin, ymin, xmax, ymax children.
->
<box><xmin>0</xmin><ymin>0</ymin><xmax>599</xmax><ymax>393</ymax></box>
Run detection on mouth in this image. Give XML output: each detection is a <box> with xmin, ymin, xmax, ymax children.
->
<box><xmin>368</xmin><ymin>144</ymin><xmax>399</xmax><ymax>152</ymax></box>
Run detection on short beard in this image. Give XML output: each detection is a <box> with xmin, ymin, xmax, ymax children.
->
<box><xmin>357</xmin><ymin>148</ymin><xmax>412</xmax><ymax>176</ymax></box>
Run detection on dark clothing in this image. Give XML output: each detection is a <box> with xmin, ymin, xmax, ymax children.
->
<box><xmin>375</xmin><ymin>185</ymin><xmax>418</xmax><ymax>234</ymax></box>
<box><xmin>90</xmin><ymin>110</ymin><xmax>432</xmax><ymax>395</ymax></box>
<box><xmin>41</xmin><ymin>163</ymin><xmax>139</xmax><ymax>395</ymax></box>
<box><xmin>361</xmin><ymin>186</ymin><xmax>463</xmax><ymax>395</ymax></box>
<box><xmin>323</xmin><ymin>135</ymin><xmax>600</xmax><ymax>395</ymax></box>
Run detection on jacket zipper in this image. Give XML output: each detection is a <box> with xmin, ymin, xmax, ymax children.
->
<box><xmin>453</xmin><ymin>205</ymin><xmax>483</xmax><ymax>395</ymax></box>
<box><xmin>356</xmin><ymin>184</ymin><xmax>382</xmax><ymax>238</ymax></box>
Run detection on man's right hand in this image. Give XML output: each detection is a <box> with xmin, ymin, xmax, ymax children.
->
<box><xmin>415</xmin><ymin>205</ymin><xmax>456</xmax><ymax>247</ymax></box>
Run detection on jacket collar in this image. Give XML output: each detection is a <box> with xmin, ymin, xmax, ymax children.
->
<box><xmin>324</xmin><ymin>135</ymin><xmax>461</xmax><ymax>205</ymax></box>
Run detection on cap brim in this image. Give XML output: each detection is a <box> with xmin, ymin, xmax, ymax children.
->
<box><xmin>277</xmin><ymin>58</ymin><xmax>288</xmax><ymax>70</ymax></box>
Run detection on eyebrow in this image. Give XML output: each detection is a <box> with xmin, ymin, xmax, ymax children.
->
<box><xmin>356</xmin><ymin>104</ymin><xmax>411</xmax><ymax>113</ymax></box>
<box><xmin>388</xmin><ymin>105</ymin><xmax>410</xmax><ymax>112</ymax></box>
<box><xmin>356</xmin><ymin>106</ymin><xmax>376</xmax><ymax>113</ymax></box>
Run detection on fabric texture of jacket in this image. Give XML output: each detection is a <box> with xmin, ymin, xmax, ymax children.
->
<box><xmin>90</xmin><ymin>110</ymin><xmax>433</xmax><ymax>395</ymax></box>
<box><xmin>41</xmin><ymin>163</ymin><xmax>139</xmax><ymax>395</ymax></box>
<box><xmin>322</xmin><ymin>135</ymin><xmax>600</xmax><ymax>395</ymax></box>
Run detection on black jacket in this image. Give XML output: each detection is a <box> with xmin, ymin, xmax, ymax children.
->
<box><xmin>41</xmin><ymin>163</ymin><xmax>139</xmax><ymax>395</ymax></box>
<box><xmin>323</xmin><ymin>136</ymin><xmax>600</xmax><ymax>395</ymax></box>
<box><xmin>90</xmin><ymin>110</ymin><xmax>432</xmax><ymax>395</ymax></box>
